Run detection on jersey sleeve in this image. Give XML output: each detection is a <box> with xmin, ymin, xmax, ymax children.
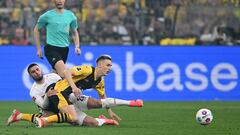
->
<box><xmin>70</xmin><ymin>65</ymin><xmax>92</xmax><ymax>76</ymax></box>
<box><xmin>95</xmin><ymin>78</ymin><xmax>106</xmax><ymax>98</ymax></box>
<box><xmin>70</xmin><ymin>12</ymin><xmax>78</xmax><ymax>30</ymax></box>
<box><xmin>37</xmin><ymin>12</ymin><xmax>48</xmax><ymax>30</ymax></box>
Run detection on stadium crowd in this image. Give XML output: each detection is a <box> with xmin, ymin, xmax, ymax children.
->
<box><xmin>0</xmin><ymin>0</ymin><xmax>239</xmax><ymax>46</ymax></box>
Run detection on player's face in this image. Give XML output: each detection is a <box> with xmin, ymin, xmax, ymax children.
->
<box><xmin>53</xmin><ymin>0</ymin><xmax>65</xmax><ymax>9</ymax></box>
<box><xmin>99</xmin><ymin>59</ymin><xmax>112</xmax><ymax>76</ymax></box>
<box><xmin>29</xmin><ymin>65</ymin><xmax>43</xmax><ymax>82</ymax></box>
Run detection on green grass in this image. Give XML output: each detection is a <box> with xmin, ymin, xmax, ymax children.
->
<box><xmin>0</xmin><ymin>101</ymin><xmax>240</xmax><ymax>135</ymax></box>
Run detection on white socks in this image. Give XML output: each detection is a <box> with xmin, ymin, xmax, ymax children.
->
<box><xmin>95</xmin><ymin>118</ymin><xmax>105</xmax><ymax>126</ymax></box>
<box><xmin>16</xmin><ymin>113</ymin><xmax>23</xmax><ymax>120</ymax></box>
<box><xmin>101</xmin><ymin>98</ymin><xmax>130</xmax><ymax>108</ymax></box>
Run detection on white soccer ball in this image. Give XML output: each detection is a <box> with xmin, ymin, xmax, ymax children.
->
<box><xmin>196</xmin><ymin>108</ymin><xmax>213</xmax><ymax>125</ymax></box>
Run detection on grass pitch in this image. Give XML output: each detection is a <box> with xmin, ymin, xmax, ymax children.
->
<box><xmin>0</xmin><ymin>101</ymin><xmax>240</xmax><ymax>135</ymax></box>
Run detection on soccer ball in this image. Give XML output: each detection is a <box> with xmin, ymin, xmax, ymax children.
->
<box><xmin>196</xmin><ymin>108</ymin><xmax>213</xmax><ymax>125</ymax></box>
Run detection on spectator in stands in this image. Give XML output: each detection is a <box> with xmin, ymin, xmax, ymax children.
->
<box><xmin>0</xmin><ymin>0</ymin><xmax>240</xmax><ymax>46</ymax></box>
<box><xmin>11</xmin><ymin>27</ymin><xmax>31</xmax><ymax>45</ymax></box>
<box><xmin>112</xmin><ymin>18</ymin><xmax>131</xmax><ymax>45</ymax></box>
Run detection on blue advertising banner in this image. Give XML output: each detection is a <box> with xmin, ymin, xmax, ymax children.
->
<box><xmin>0</xmin><ymin>46</ymin><xmax>239</xmax><ymax>101</ymax></box>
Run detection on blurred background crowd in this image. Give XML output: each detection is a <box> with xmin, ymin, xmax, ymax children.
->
<box><xmin>0</xmin><ymin>0</ymin><xmax>239</xmax><ymax>46</ymax></box>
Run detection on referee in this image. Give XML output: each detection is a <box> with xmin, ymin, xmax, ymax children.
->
<box><xmin>33</xmin><ymin>0</ymin><xmax>81</xmax><ymax>78</ymax></box>
<box><xmin>33</xmin><ymin>0</ymin><xmax>81</xmax><ymax>97</ymax></box>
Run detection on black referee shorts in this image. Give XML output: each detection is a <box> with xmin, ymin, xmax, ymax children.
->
<box><xmin>44</xmin><ymin>44</ymin><xmax>69</xmax><ymax>69</ymax></box>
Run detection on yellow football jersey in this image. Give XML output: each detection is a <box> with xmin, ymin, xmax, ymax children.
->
<box><xmin>54</xmin><ymin>65</ymin><xmax>106</xmax><ymax>97</ymax></box>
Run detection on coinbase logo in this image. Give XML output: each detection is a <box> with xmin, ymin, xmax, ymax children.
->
<box><xmin>111</xmin><ymin>52</ymin><xmax>238</xmax><ymax>92</ymax></box>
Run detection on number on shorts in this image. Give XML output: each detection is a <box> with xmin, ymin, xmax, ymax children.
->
<box><xmin>76</xmin><ymin>67</ymin><xmax>81</xmax><ymax>71</ymax></box>
<box><xmin>77</xmin><ymin>95</ymin><xmax>85</xmax><ymax>101</ymax></box>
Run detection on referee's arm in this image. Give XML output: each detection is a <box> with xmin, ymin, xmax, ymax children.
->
<box><xmin>33</xmin><ymin>25</ymin><xmax>43</xmax><ymax>59</ymax></box>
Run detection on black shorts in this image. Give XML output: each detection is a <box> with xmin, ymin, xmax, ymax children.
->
<box><xmin>46</xmin><ymin>84</ymin><xmax>73</xmax><ymax>114</ymax></box>
<box><xmin>44</xmin><ymin>44</ymin><xmax>69</xmax><ymax>69</ymax></box>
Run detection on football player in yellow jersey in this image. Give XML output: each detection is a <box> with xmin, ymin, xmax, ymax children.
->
<box><xmin>71</xmin><ymin>54</ymin><xmax>143</xmax><ymax>121</ymax></box>
<box><xmin>54</xmin><ymin>54</ymin><xmax>122</xmax><ymax>121</ymax></box>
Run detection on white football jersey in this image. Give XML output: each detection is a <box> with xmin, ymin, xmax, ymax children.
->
<box><xmin>30</xmin><ymin>73</ymin><xmax>62</xmax><ymax>108</ymax></box>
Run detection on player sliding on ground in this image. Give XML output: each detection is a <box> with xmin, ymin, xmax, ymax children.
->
<box><xmin>7</xmin><ymin>55</ymin><xmax>143</xmax><ymax>127</ymax></box>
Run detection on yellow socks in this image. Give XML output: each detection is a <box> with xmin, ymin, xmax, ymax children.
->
<box><xmin>45</xmin><ymin>113</ymin><xmax>72</xmax><ymax>123</ymax></box>
<box><xmin>21</xmin><ymin>113</ymin><xmax>42</xmax><ymax>123</ymax></box>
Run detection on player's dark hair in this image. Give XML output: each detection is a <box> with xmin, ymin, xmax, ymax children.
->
<box><xmin>96</xmin><ymin>55</ymin><xmax>112</xmax><ymax>63</ymax></box>
<box><xmin>27</xmin><ymin>63</ymin><xmax>38</xmax><ymax>73</ymax></box>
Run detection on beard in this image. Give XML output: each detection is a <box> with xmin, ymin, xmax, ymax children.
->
<box><xmin>55</xmin><ymin>3</ymin><xmax>64</xmax><ymax>9</ymax></box>
<box><xmin>33</xmin><ymin>75</ymin><xmax>43</xmax><ymax>82</ymax></box>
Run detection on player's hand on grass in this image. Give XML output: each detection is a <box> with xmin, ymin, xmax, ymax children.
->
<box><xmin>107</xmin><ymin>109</ymin><xmax>122</xmax><ymax>121</ymax></box>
